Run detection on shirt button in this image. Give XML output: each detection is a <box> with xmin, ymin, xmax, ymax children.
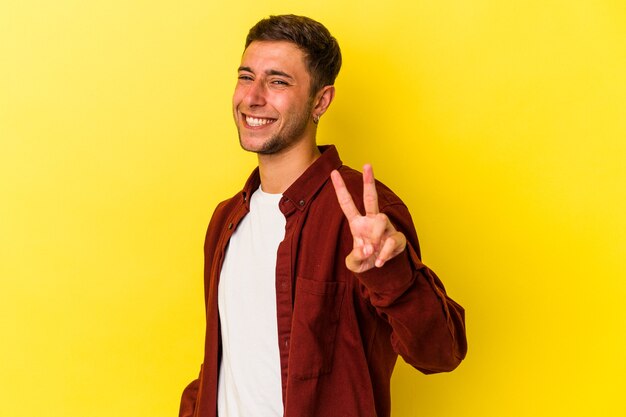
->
<box><xmin>284</xmin><ymin>338</ymin><xmax>289</xmax><ymax>348</ymax></box>
<box><xmin>299</xmin><ymin>199</ymin><xmax>305</xmax><ymax>206</ymax></box>
<box><xmin>227</xmin><ymin>223</ymin><xmax>233</xmax><ymax>230</ymax></box>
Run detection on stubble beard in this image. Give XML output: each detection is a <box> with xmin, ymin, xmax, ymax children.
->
<box><xmin>237</xmin><ymin>100</ymin><xmax>315</xmax><ymax>155</ymax></box>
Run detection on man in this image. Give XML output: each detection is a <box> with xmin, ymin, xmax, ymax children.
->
<box><xmin>180</xmin><ymin>14</ymin><xmax>467</xmax><ymax>417</ymax></box>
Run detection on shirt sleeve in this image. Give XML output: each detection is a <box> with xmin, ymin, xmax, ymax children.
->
<box><xmin>179</xmin><ymin>369</ymin><xmax>200</xmax><ymax>417</ymax></box>
<box><xmin>354</xmin><ymin>202</ymin><xmax>467</xmax><ymax>374</ymax></box>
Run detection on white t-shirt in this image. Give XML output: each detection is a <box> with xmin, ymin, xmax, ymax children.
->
<box><xmin>217</xmin><ymin>186</ymin><xmax>285</xmax><ymax>417</ymax></box>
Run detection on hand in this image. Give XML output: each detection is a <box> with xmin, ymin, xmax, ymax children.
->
<box><xmin>330</xmin><ymin>164</ymin><xmax>407</xmax><ymax>273</ymax></box>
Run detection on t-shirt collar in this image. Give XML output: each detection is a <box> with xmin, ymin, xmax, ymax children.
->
<box><xmin>240</xmin><ymin>145</ymin><xmax>343</xmax><ymax>212</ymax></box>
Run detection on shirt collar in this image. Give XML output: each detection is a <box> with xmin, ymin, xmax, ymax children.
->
<box><xmin>240</xmin><ymin>145</ymin><xmax>343</xmax><ymax>211</ymax></box>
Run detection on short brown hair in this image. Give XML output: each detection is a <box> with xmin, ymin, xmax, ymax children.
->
<box><xmin>245</xmin><ymin>15</ymin><xmax>342</xmax><ymax>95</ymax></box>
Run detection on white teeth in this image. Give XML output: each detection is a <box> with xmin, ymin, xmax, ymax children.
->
<box><xmin>246</xmin><ymin>116</ymin><xmax>274</xmax><ymax>127</ymax></box>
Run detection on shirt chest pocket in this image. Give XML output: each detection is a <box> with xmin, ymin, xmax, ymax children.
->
<box><xmin>289</xmin><ymin>277</ymin><xmax>346</xmax><ymax>380</ymax></box>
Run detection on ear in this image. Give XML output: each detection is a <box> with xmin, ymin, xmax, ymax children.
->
<box><xmin>312</xmin><ymin>85</ymin><xmax>336</xmax><ymax>118</ymax></box>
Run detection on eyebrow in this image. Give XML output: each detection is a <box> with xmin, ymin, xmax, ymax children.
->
<box><xmin>238</xmin><ymin>66</ymin><xmax>294</xmax><ymax>80</ymax></box>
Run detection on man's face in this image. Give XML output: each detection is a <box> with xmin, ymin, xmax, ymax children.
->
<box><xmin>233</xmin><ymin>41</ymin><xmax>315</xmax><ymax>155</ymax></box>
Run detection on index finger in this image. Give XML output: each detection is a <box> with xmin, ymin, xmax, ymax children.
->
<box><xmin>330</xmin><ymin>169</ymin><xmax>361</xmax><ymax>221</ymax></box>
<box><xmin>362</xmin><ymin>164</ymin><xmax>379</xmax><ymax>215</ymax></box>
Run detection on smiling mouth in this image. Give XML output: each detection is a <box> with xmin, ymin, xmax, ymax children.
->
<box><xmin>244</xmin><ymin>114</ymin><xmax>277</xmax><ymax>127</ymax></box>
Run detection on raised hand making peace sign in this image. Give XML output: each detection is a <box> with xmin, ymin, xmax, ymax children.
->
<box><xmin>330</xmin><ymin>164</ymin><xmax>407</xmax><ymax>273</ymax></box>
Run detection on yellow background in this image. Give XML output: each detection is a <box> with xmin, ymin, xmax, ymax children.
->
<box><xmin>1</xmin><ymin>1</ymin><xmax>624</xmax><ymax>416</ymax></box>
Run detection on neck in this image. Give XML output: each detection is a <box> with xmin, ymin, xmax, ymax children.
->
<box><xmin>257</xmin><ymin>139</ymin><xmax>321</xmax><ymax>194</ymax></box>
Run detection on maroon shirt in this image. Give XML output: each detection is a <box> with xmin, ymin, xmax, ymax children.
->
<box><xmin>180</xmin><ymin>145</ymin><xmax>467</xmax><ymax>417</ymax></box>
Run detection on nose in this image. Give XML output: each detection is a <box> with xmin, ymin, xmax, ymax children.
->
<box><xmin>242</xmin><ymin>79</ymin><xmax>266</xmax><ymax>107</ymax></box>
